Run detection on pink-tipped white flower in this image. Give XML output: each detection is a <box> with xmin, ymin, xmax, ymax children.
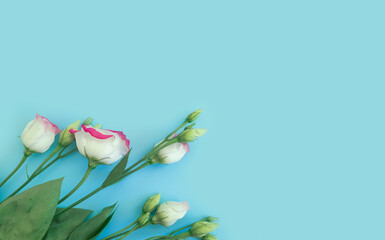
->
<box><xmin>70</xmin><ymin>125</ymin><xmax>130</xmax><ymax>165</ymax></box>
<box><xmin>21</xmin><ymin>114</ymin><xmax>61</xmax><ymax>154</ymax></box>
<box><xmin>153</xmin><ymin>134</ymin><xmax>189</xmax><ymax>164</ymax></box>
<box><xmin>151</xmin><ymin>201</ymin><xmax>190</xmax><ymax>227</ymax></box>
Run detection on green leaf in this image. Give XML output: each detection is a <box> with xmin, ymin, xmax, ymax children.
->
<box><xmin>69</xmin><ymin>204</ymin><xmax>116</xmax><ymax>240</ymax></box>
<box><xmin>101</xmin><ymin>150</ymin><xmax>130</xmax><ymax>188</ymax></box>
<box><xmin>0</xmin><ymin>178</ymin><xmax>63</xmax><ymax>240</ymax></box>
<box><xmin>43</xmin><ymin>208</ymin><xmax>93</xmax><ymax>240</ymax></box>
<box><xmin>89</xmin><ymin>211</ymin><xmax>115</xmax><ymax>240</ymax></box>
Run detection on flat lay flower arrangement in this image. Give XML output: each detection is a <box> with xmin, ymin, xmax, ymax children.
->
<box><xmin>0</xmin><ymin>110</ymin><xmax>219</xmax><ymax>240</ymax></box>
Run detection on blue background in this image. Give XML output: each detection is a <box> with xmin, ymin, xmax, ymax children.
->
<box><xmin>0</xmin><ymin>1</ymin><xmax>385</xmax><ymax>239</ymax></box>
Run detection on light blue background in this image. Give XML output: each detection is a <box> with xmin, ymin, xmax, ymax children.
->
<box><xmin>1</xmin><ymin>1</ymin><xmax>385</xmax><ymax>239</ymax></box>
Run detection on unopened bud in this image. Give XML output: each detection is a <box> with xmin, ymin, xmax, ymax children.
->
<box><xmin>142</xmin><ymin>194</ymin><xmax>161</xmax><ymax>213</ymax></box>
<box><xmin>82</xmin><ymin>117</ymin><xmax>93</xmax><ymax>125</ymax></box>
<box><xmin>202</xmin><ymin>234</ymin><xmax>218</xmax><ymax>240</ymax></box>
<box><xmin>203</xmin><ymin>217</ymin><xmax>219</xmax><ymax>222</ymax></box>
<box><xmin>178</xmin><ymin>129</ymin><xmax>207</xmax><ymax>143</ymax></box>
<box><xmin>190</xmin><ymin>222</ymin><xmax>220</xmax><ymax>238</ymax></box>
<box><xmin>186</xmin><ymin>109</ymin><xmax>202</xmax><ymax>123</ymax></box>
<box><xmin>184</xmin><ymin>123</ymin><xmax>196</xmax><ymax>130</ymax></box>
<box><xmin>137</xmin><ymin>212</ymin><xmax>150</xmax><ymax>226</ymax></box>
<box><xmin>59</xmin><ymin>120</ymin><xmax>81</xmax><ymax>147</ymax></box>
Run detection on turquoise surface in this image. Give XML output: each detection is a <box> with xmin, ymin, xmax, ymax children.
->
<box><xmin>1</xmin><ymin>1</ymin><xmax>385</xmax><ymax>239</ymax></box>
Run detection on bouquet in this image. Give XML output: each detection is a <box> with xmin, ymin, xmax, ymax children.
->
<box><xmin>0</xmin><ymin>110</ymin><xmax>219</xmax><ymax>240</ymax></box>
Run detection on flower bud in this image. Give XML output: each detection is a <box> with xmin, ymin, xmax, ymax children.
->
<box><xmin>142</xmin><ymin>194</ymin><xmax>161</xmax><ymax>213</ymax></box>
<box><xmin>151</xmin><ymin>201</ymin><xmax>189</xmax><ymax>227</ymax></box>
<box><xmin>137</xmin><ymin>212</ymin><xmax>150</xmax><ymax>226</ymax></box>
<box><xmin>93</xmin><ymin>123</ymin><xmax>102</xmax><ymax>129</ymax></box>
<box><xmin>21</xmin><ymin>114</ymin><xmax>61</xmax><ymax>153</ymax></box>
<box><xmin>203</xmin><ymin>216</ymin><xmax>219</xmax><ymax>222</ymax></box>
<box><xmin>184</xmin><ymin>123</ymin><xmax>196</xmax><ymax>130</ymax></box>
<box><xmin>151</xmin><ymin>143</ymin><xmax>189</xmax><ymax>165</ymax></box>
<box><xmin>58</xmin><ymin>120</ymin><xmax>81</xmax><ymax>147</ymax></box>
<box><xmin>82</xmin><ymin>117</ymin><xmax>93</xmax><ymax>125</ymax></box>
<box><xmin>189</xmin><ymin>222</ymin><xmax>220</xmax><ymax>238</ymax></box>
<box><xmin>178</xmin><ymin>129</ymin><xmax>207</xmax><ymax>143</ymax></box>
<box><xmin>186</xmin><ymin>109</ymin><xmax>202</xmax><ymax>123</ymax></box>
<box><xmin>202</xmin><ymin>234</ymin><xmax>218</xmax><ymax>240</ymax></box>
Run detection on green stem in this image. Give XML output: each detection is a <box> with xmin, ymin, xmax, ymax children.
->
<box><xmin>166</xmin><ymin>120</ymin><xmax>187</xmax><ymax>140</ymax></box>
<box><xmin>58</xmin><ymin>166</ymin><xmax>93</xmax><ymax>204</ymax></box>
<box><xmin>146</xmin><ymin>235</ymin><xmax>182</xmax><ymax>240</ymax></box>
<box><xmin>118</xmin><ymin>162</ymin><xmax>150</xmax><ymax>181</ymax></box>
<box><xmin>173</xmin><ymin>232</ymin><xmax>190</xmax><ymax>239</ymax></box>
<box><xmin>109</xmin><ymin>222</ymin><xmax>151</xmax><ymax>240</ymax></box>
<box><xmin>125</xmin><ymin>120</ymin><xmax>186</xmax><ymax>173</ymax></box>
<box><xmin>120</xmin><ymin>139</ymin><xmax>176</xmax><ymax>180</ymax></box>
<box><xmin>169</xmin><ymin>224</ymin><xmax>193</xmax><ymax>236</ymax></box>
<box><xmin>0</xmin><ymin>153</ymin><xmax>30</xmax><ymax>188</ymax></box>
<box><xmin>56</xmin><ymin>121</ymin><xmax>186</xmax><ymax>216</ymax></box>
<box><xmin>117</xmin><ymin>226</ymin><xmax>137</xmax><ymax>240</ymax></box>
<box><xmin>33</xmin><ymin>145</ymin><xmax>62</xmax><ymax>176</ymax></box>
<box><xmin>56</xmin><ymin>186</ymin><xmax>103</xmax><ymax>216</ymax></box>
<box><xmin>56</xmin><ymin>162</ymin><xmax>150</xmax><ymax>216</ymax></box>
<box><xmin>123</xmin><ymin>139</ymin><xmax>170</xmax><ymax>174</ymax></box>
<box><xmin>102</xmin><ymin>221</ymin><xmax>137</xmax><ymax>240</ymax></box>
<box><xmin>146</xmin><ymin>236</ymin><xmax>171</xmax><ymax>240</ymax></box>
<box><xmin>6</xmin><ymin>146</ymin><xmax>66</xmax><ymax>198</ymax></box>
<box><xmin>37</xmin><ymin>148</ymin><xmax>76</xmax><ymax>174</ymax></box>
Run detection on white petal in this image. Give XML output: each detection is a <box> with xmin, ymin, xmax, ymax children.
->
<box><xmin>158</xmin><ymin>143</ymin><xmax>187</xmax><ymax>164</ymax></box>
<box><xmin>21</xmin><ymin>119</ymin><xmax>55</xmax><ymax>153</ymax></box>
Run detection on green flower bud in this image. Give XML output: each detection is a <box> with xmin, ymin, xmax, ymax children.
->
<box><xmin>82</xmin><ymin>117</ymin><xmax>93</xmax><ymax>125</ymax></box>
<box><xmin>142</xmin><ymin>193</ymin><xmax>161</xmax><ymax>213</ymax></box>
<box><xmin>58</xmin><ymin>120</ymin><xmax>81</xmax><ymax>147</ymax></box>
<box><xmin>184</xmin><ymin>123</ymin><xmax>196</xmax><ymax>130</ymax></box>
<box><xmin>189</xmin><ymin>222</ymin><xmax>220</xmax><ymax>238</ymax></box>
<box><xmin>202</xmin><ymin>234</ymin><xmax>218</xmax><ymax>240</ymax></box>
<box><xmin>137</xmin><ymin>212</ymin><xmax>150</xmax><ymax>226</ymax></box>
<box><xmin>186</xmin><ymin>109</ymin><xmax>202</xmax><ymax>123</ymax></box>
<box><xmin>93</xmin><ymin>123</ymin><xmax>102</xmax><ymax>129</ymax></box>
<box><xmin>203</xmin><ymin>216</ymin><xmax>219</xmax><ymax>222</ymax></box>
<box><xmin>178</xmin><ymin>129</ymin><xmax>207</xmax><ymax>143</ymax></box>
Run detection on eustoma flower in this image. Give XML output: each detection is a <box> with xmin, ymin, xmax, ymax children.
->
<box><xmin>151</xmin><ymin>134</ymin><xmax>189</xmax><ymax>164</ymax></box>
<box><xmin>21</xmin><ymin>114</ymin><xmax>61</xmax><ymax>154</ymax></box>
<box><xmin>56</xmin><ymin>109</ymin><xmax>207</xmax><ymax>217</ymax></box>
<box><xmin>102</xmin><ymin>196</ymin><xmax>191</xmax><ymax>239</ymax></box>
<box><xmin>151</xmin><ymin>201</ymin><xmax>190</xmax><ymax>227</ymax></box>
<box><xmin>59</xmin><ymin>125</ymin><xmax>130</xmax><ymax>204</ymax></box>
<box><xmin>70</xmin><ymin>125</ymin><xmax>130</xmax><ymax>167</ymax></box>
<box><xmin>0</xmin><ymin>114</ymin><xmax>61</xmax><ymax>188</ymax></box>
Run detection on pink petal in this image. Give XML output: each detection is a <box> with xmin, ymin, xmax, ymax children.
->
<box><xmin>182</xmin><ymin>143</ymin><xmax>190</xmax><ymax>153</ymax></box>
<box><xmin>108</xmin><ymin>130</ymin><xmax>130</xmax><ymax>149</ymax></box>
<box><xmin>181</xmin><ymin>201</ymin><xmax>190</xmax><ymax>210</ymax></box>
<box><xmin>69</xmin><ymin>129</ymin><xmax>80</xmax><ymax>134</ymax></box>
<box><xmin>36</xmin><ymin>114</ymin><xmax>61</xmax><ymax>135</ymax></box>
<box><xmin>81</xmin><ymin>125</ymin><xmax>114</xmax><ymax>139</ymax></box>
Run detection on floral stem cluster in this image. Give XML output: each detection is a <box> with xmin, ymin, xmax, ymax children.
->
<box><xmin>0</xmin><ymin>109</ymin><xmax>217</xmax><ymax>240</ymax></box>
